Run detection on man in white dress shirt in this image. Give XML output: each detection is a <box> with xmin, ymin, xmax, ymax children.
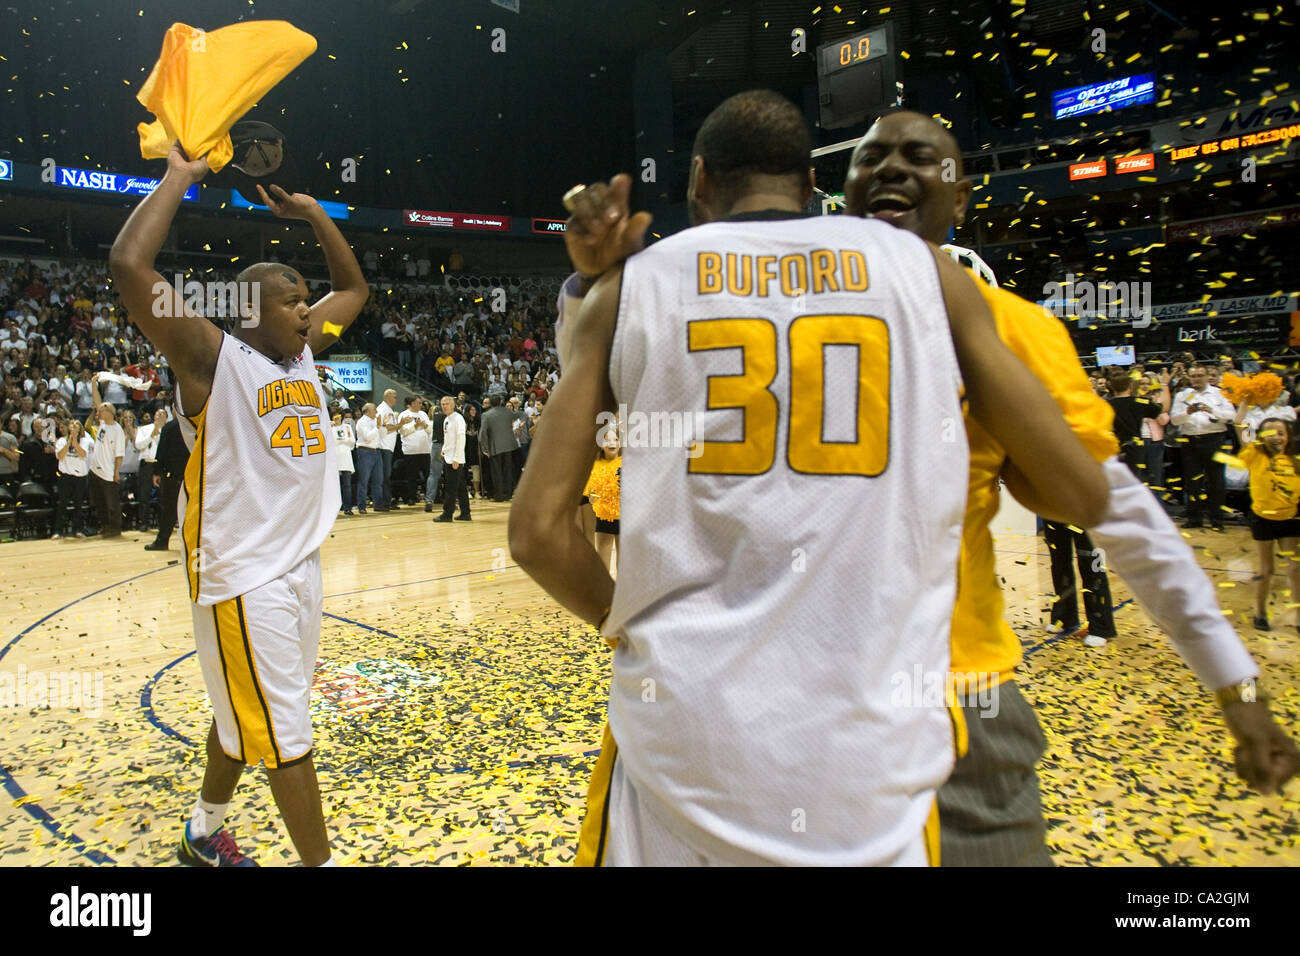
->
<box><xmin>375</xmin><ymin>388</ymin><xmax>401</xmax><ymax>511</ymax></box>
<box><xmin>433</xmin><ymin>395</ymin><xmax>469</xmax><ymax>522</ymax></box>
<box><xmin>1170</xmin><ymin>365</ymin><xmax>1236</xmax><ymax>531</ymax></box>
<box><xmin>134</xmin><ymin>407</ymin><xmax>168</xmax><ymax>528</ymax></box>
<box><xmin>354</xmin><ymin>403</ymin><xmax>382</xmax><ymax>515</ymax></box>
<box><xmin>397</xmin><ymin>395</ymin><xmax>431</xmax><ymax>506</ymax></box>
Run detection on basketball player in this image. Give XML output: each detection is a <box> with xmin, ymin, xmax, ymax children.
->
<box><xmin>511</xmin><ymin>90</ymin><xmax>1109</xmax><ymax>865</ymax></box>
<box><xmin>841</xmin><ymin>110</ymin><xmax>1300</xmax><ymax>863</ymax></box>
<box><xmin>109</xmin><ymin>145</ymin><xmax>368</xmax><ymax>866</ymax></box>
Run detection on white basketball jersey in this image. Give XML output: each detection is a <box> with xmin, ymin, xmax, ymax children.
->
<box><xmin>605</xmin><ymin>213</ymin><xmax>969</xmax><ymax>865</ymax></box>
<box><xmin>176</xmin><ymin>334</ymin><xmax>339</xmax><ymax>605</ymax></box>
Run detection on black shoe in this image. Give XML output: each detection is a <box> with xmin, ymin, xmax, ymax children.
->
<box><xmin>433</xmin><ymin>515</ymin><xmax>454</xmax><ymax>523</ymax></box>
<box><xmin>144</xmin><ymin>541</ymin><xmax>169</xmax><ymax>551</ymax></box>
<box><xmin>424</xmin><ymin>503</ymin><xmax>433</xmax><ymax>513</ymax></box>
<box><xmin>1254</xmin><ymin>615</ymin><xmax>1271</xmax><ymax>630</ymax></box>
<box><xmin>375</xmin><ymin>507</ymin><xmax>390</xmax><ymax>512</ymax></box>
<box><xmin>456</xmin><ymin>515</ymin><xmax>472</xmax><ymax>521</ymax></box>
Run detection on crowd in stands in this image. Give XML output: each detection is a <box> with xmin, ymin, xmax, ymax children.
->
<box><xmin>348</xmin><ymin>273</ymin><xmax>564</xmax><ymax>403</ymax></box>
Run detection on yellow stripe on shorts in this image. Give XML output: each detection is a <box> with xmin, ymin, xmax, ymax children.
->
<box><xmin>181</xmin><ymin>405</ymin><xmax>208</xmax><ymax>602</ymax></box>
<box><xmin>924</xmin><ymin>798</ymin><xmax>941</xmax><ymax>866</ymax></box>
<box><xmin>575</xmin><ymin>723</ymin><xmax>618</xmax><ymax>867</ymax></box>
<box><xmin>213</xmin><ymin>596</ymin><xmax>283</xmax><ymax>768</ymax></box>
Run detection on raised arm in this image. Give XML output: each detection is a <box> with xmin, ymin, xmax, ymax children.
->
<box><xmin>1234</xmin><ymin>400</ymin><xmax>1252</xmax><ymax>440</ymax></box>
<box><xmin>253</xmin><ymin>185</ymin><xmax>368</xmax><ymax>354</ymax></box>
<box><xmin>108</xmin><ymin>146</ymin><xmax>222</xmax><ymax>412</ymax></box>
<box><xmin>932</xmin><ymin>246</ymin><xmax>1108</xmax><ymax>528</ymax></box>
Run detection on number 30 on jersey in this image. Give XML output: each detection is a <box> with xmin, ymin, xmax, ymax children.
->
<box><xmin>687</xmin><ymin>314</ymin><xmax>889</xmax><ymax>476</ymax></box>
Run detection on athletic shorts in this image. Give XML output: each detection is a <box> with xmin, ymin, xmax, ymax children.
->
<box><xmin>574</xmin><ymin>724</ymin><xmax>935</xmax><ymax>866</ymax></box>
<box><xmin>191</xmin><ymin>550</ymin><xmax>322</xmax><ymax>769</ymax></box>
<box><xmin>1249</xmin><ymin>512</ymin><xmax>1300</xmax><ymax>541</ymax></box>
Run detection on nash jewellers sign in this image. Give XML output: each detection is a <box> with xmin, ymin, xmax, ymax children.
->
<box><xmin>53</xmin><ymin>165</ymin><xmax>199</xmax><ymax>201</ymax></box>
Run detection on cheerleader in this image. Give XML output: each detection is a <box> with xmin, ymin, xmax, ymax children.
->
<box><xmin>1233</xmin><ymin>402</ymin><xmax>1300</xmax><ymax>630</ymax></box>
<box><xmin>583</xmin><ymin>426</ymin><xmax>621</xmax><ymax>574</ymax></box>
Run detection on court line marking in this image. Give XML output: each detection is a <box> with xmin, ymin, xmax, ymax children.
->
<box><xmin>1</xmin><ymin>565</ymin><xmax>173</xmax><ymax>866</ymax></box>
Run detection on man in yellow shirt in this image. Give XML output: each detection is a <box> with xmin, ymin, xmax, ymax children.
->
<box><xmin>843</xmin><ymin>111</ymin><xmax>1299</xmax><ymax>864</ymax></box>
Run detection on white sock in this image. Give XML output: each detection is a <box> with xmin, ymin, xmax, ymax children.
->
<box><xmin>316</xmin><ymin>855</ymin><xmax>336</xmax><ymax>867</ymax></box>
<box><xmin>188</xmin><ymin>798</ymin><xmax>228</xmax><ymax>839</ymax></box>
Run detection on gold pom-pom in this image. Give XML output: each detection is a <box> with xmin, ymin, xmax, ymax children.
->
<box><xmin>1220</xmin><ymin>372</ymin><xmax>1283</xmax><ymax>407</ymax></box>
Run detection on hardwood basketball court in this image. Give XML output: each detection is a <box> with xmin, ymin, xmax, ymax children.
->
<box><xmin>1</xmin><ymin>503</ymin><xmax>1296</xmax><ymax>865</ymax></box>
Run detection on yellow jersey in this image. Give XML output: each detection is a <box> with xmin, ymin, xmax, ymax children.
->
<box><xmin>1239</xmin><ymin>443</ymin><xmax>1300</xmax><ymax>520</ymax></box>
<box><xmin>950</xmin><ymin>284</ymin><xmax>1118</xmax><ymax>685</ymax></box>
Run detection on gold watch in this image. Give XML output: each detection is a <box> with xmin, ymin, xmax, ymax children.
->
<box><xmin>1215</xmin><ymin>677</ymin><xmax>1268</xmax><ymax>707</ymax></box>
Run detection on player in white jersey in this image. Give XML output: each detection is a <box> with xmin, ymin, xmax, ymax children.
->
<box><xmin>110</xmin><ymin>145</ymin><xmax>368</xmax><ymax>867</ymax></box>
<box><xmin>510</xmin><ymin>90</ymin><xmax>1109</xmax><ymax>865</ymax></box>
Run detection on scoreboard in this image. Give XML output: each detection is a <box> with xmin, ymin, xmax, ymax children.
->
<box><xmin>816</xmin><ymin>24</ymin><xmax>900</xmax><ymax>130</ymax></box>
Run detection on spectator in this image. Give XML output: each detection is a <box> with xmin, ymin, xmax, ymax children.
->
<box><xmin>1170</xmin><ymin>365</ymin><xmax>1235</xmax><ymax>531</ymax></box>
<box><xmin>74</xmin><ymin>369</ymin><xmax>95</xmax><ymax>417</ymax></box>
<box><xmin>118</xmin><ymin>409</ymin><xmax>141</xmax><ymax>518</ymax></box>
<box><xmin>1137</xmin><ymin>371</ymin><xmax>1171</xmax><ymax>496</ymax></box>
<box><xmin>433</xmin><ymin>395</ymin><xmax>470</xmax><ymax>523</ymax></box>
<box><xmin>510</xmin><ymin>395</ymin><xmax>532</xmax><ymax>475</ymax></box>
<box><xmin>376</xmin><ymin>388</ymin><xmax>401</xmax><ymax>511</ymax></box>
<box><xmin>397</xmin><ymin>395</ymin><xmax>431</xmax><ymax>506</ymax></box>
<box><xmin>333</xmin><ymin>411</ymin><xmax>356</xmax><ymax>516</ymax></box>
<box><xmin>480</xmin><ymin>394</ymin><xmax>518</xmax><ymax>501</ymax></box>
<box><xmin>134</xmin><ymin>406</ymin><xmax>167</xmax><ymax>528</ymax></box>
<box><xmin>1106</xmin><ymin>371</ymin><xmax>1155</xmax><ymax>479</ymax></box>
<box><xmin>86</xmin><ymin>391</ymin><xmax>124</xmax><ymax>538</ymax></box>
<box><xmin>98</xmin><ymin>357</ymin><xmax>130</xmax><ymax>406</ymax></box>
<box><xmin>464</xmin><ymin>401</ymin><xmax>481</xmax><ymax>499</ymax></box>
<box><xmin>1233</xmin><ymin>405</ymin><xmax>1300</xmax><ymax>630</ymax></box>
<box><xmin>51</xmin><ymin>419</ymin><xmax>93</xmax><ymax>539</ymax></box>
<box><xmin>16</xmin><ymin>395</ymin><xmax>35</xmax><ymax>437</ymax></box>
<box><xmin>123</xmin><ymin>353</ymin><xmax>161</xmax><ymax>407</ymax></box>
<box><xmin>354</xmin><ymin>402</ymin><xmax>382</xmax><ymax>515</ymax></box>
<box><xmin>425</xmin><ymin>396</ymin><xmax>446</xmax><ymax>511</ymax></box>
<box><xmin>0</xmin><ymin>415</ymin><xmax>20</xmax><ymax>490</ymax></box>
<box><xmin>144</xmin><ymin>416</ymin><xmax>189</xmax><ymax>551</ymax></box>
<box><xmin>1237</xmin><ymin>387</ymin><xmax>1297</xmax><ymax>445</ymax></box>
